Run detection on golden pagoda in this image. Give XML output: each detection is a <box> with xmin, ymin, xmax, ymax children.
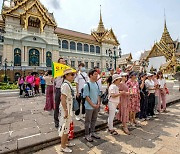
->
<box><xmin>145</xmin><ymin>18</ymin><xmax>180</xmax><ymax>74</ymax></box>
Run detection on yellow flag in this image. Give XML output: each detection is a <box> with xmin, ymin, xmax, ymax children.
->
<box><xmin>52</xmin><ymin>62</ymin><xmax>76</xmax><ymax>78</ymax></box>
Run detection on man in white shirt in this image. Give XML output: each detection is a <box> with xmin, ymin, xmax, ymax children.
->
<box><xmin>54</xmin><ymin>57</ymin><xmax>66</xmax><ymax>128</ymax></box>
<box><xmin>74</xmin><ymin>63</ymin><xmax>89</xmax><ymax>121</ymax></box>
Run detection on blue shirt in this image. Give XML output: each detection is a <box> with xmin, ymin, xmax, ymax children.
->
<box><xmin>40</xmin><ymin>76</ymin><xmax>46</xmax><ymax>85</ymax></box>
<box><xmin>83</xmin><ymin>81</ymin><xmax>101</xmax><ymax>110</ymax></box>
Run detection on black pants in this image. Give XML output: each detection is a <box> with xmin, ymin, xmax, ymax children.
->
<box><xmin>147</xmin><ymin>93</ymin><xmax>155</xmax><ymax>116</ymax></box>
<box><xmin>41</xmin><ymin>84</ymin><xmax>46</xmax><ymax>94</ymax></box>
<box><xmin>75</xmin><ymin>94</ymin><xmax>85</xmax><ymax>116</ymax></box>
<box><xmin>27</xmin><ymin>83</ymin><xmax>32</xmax><ymax>90</ymax></box>
<box><xmin>19</xmin><ymin>84</ymin><xmax>24</xmax><ymax>95</ymax></box>
<box><xmin>54</xmin><ymin>88</ymin><xmax>61</xmax><ymax>125</ymax></box>
<box><xmin>139</xmin><ymin>93</ymin><xmax>148</xmax><ymax>119</ymax></box>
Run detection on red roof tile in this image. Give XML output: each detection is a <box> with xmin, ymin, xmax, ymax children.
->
<box><xmin>55</xmin><ymin>27</ymin><xmax>96</xmax><ymax>41</ymax></box>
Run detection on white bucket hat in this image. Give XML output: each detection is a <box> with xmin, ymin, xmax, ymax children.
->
<box><xmin>120</xmin><ymin>72</ymin><xmax>128</xmax><ymax>77</ymax></box>
<box><xmin>147</xmin><ymin>73</ymin><xmax>153</xmax><ymax>77</ymax></box>
<box><xmin>112</xmin><ymin>74</ymin><xmax>122</xmax><ymax>83</ymax></box>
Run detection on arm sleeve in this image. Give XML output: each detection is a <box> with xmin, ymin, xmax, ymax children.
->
<box><xmin>61</xmin><ymin>83</ymin><xmax>69</xmax><ymax>97</ymax></box>
<box><xmin>74</xmin><ymin>75</ymin><xmax>79</xmax><ymax>83</ymax></box>
<box><xmin>83</xmin><ymin>84</ymin><xmax>89</xmax><ymax>98</ymax></box>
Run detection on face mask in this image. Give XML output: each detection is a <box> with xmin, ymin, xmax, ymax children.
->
<box><xmin>81</xmin><ymin>67</ymin><xmax>86</xmax><ymax>72</ymax></box>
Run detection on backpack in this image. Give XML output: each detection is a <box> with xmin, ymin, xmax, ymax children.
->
<box><xmin>82</xmin><ymin>82</ymin><xmax>100</xmax><ymax>99</ymax></box>
<box><xmin>101</xmin><ymin>89</ymin><xmax>109</xmax><ymax>105</ymax></box>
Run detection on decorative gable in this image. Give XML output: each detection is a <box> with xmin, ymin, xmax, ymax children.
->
<box><xmin>101</xmin><ymin>29</ymin><xmax>119</xmax><ymax>45</ymax></box>
<box><xmin>2</xmin><ymin>0</ymin><xmax>56</xmax><ymax>32</ymax></box>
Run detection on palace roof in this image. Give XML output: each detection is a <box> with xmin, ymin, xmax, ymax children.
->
<box><xmin>55</xmin><ymin>27</ymin><xmax>97</xmax><ymax>42</ymax></box>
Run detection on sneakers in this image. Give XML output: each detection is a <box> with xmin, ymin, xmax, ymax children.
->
<box><xmin>61</xmin><ymin>147</ymin><xmax>72</xmax><ymax>153</ymax></box>
<box><xmin>75</xmin><ymin>116</ymin><xmax>81</xmax><ymax>121</ymax></box>
<box><xmin>91</xmin><ymin>133</ymin><xmax>101</xmax><ymax>139</ymax></box>
<box><xmin>85</xmin><ymin>135</ymin><xmax>93</xmax><ymax>142</ymax></box>
<box><xmin>67</xmin><ymin>142</ymin><xmax>75</xmax><ymax>147</ymax></box>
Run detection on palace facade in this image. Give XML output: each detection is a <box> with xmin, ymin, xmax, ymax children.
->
<box><xmin>0</xmin><ymin>0</ymin><xmax>121</xmax><ymax>81</ymax></box>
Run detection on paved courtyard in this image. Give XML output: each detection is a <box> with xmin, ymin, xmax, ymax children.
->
<box><xmin>36</xmin><ymin>102</ymin><xmax>180</xmax><ymax>154</ymax></box>
<box><xmin>0</xmin><ymin>81</ymin><xmax>179</xmax><ymax>153</ymax></box>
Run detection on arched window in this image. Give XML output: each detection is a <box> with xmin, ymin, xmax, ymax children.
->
<box><xmin>46</xmin><ymin>51</ymin><xmax>52</xmax><ymax>67</ymax></box>
<box><xmin>90</xmin><ymin>45</ymin><xmax>95</xmax><ymax>53</ymax></box>
<box><xmin>62</xmin><ymin>40</ymin><xmax>69</xmax><ymax>49</ymax></box>
<box><xmin>14</xmin><ymin>48</ymin><xmax>21</xmax><ymax>66</ymax></box>
<box><xmin>70</xmin><ymin>41</ymin><xmax>76</xmax><ymax>50</ymax></box>
<box><xmin>58</xmin><ymin>39</ymin><xmax>61</xmax><ymax>49</ymax></box>
<box><xmin>77</xmin><ymin>43</ymin><xmax>82</xmax><ymax>51</ymax></box>
<box><xmin>96</xmin><ymin>46</ymin><xmax>100</xmax><ymax>54</ymax></box>
<box><xmin>84</xmin><ymin>44</ymin><xmax>89</xmax><ymax>52</ymax></box>
<box><xmin>29</xmin><ymin>49</ymin><xmax>39</xmax><ymax>66</ymax></box>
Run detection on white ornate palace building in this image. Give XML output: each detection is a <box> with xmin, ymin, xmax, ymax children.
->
<box><xmin>0</xmin><ymin>0</ymin><xmax>121</xmax><ymax>81</ymax></box>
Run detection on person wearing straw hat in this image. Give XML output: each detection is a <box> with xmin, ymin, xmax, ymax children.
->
<box><xmin>58</xmin><ymin>68</ymin><xmax>76</xmax><ymax>153</ymax></box>
<box><xmin>117</xmin><ymin>72</ymin><xmax>130</xmax><ymax>134</ymax></box>
<box><xmin>108</xmin><ymin>74</ymin><xmax>127</xmax><ymax>135</ymax></box>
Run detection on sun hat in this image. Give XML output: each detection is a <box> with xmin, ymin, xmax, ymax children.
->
<box><xmin>129</xmin><ymin>71</ymin><xmax>137</xmax><ymax>77</ymax></box>
<box><xmin>147</xmin><ymin>73</ymin><xmax>153</xmax><ymax>77</ymax></box>
<box><xmin>139</xmin><ymin>72</ymin><xmax>146</xmax><ymax>78</ymax></box>
<box><xmin>112</xmin><ymin>74</ymin><xmax>122</xmax><ymax>83</ymax></box>
<box><xmin>120</xmin><ymin>72</ymin><xmax>128</xmax><ymax>77</ymax></box>
<box><xmin>62</xmin><ymin>68</ymin><xmax>76</xmax><ymax>76</ymax></box>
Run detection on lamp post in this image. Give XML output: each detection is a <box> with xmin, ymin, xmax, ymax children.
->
<box><xmin>108</xmin><ymin>46</ymin><xmax>121</xmax><ymax>70</ymax></box>
<box><xmin>4</xmin><ymin>58</ymin><xmax>8</xmax><ymax>83</ymax></box>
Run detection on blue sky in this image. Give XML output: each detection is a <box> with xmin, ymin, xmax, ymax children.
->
<box><xmin>1</xmin><ymin>0</ymin><xmax>180</xmax><ymax>59</ymax></box>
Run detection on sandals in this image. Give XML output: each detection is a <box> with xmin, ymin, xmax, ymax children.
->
<box><xmin>108</xmin><ymin>129</ymin><xmax>118</xmax><ymax>135</ymax></box>
<box><xmin>123</xmin><ymin>127</ymin><xmax>130</xmax><ymax>135</ymax></box>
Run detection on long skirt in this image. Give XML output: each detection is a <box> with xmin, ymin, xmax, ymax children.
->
<box><xmin>44</xmin><ymin>85</ymin><xmax>54</xmax><ymax>111</ymax></box>
<box><xmin>117</xmin><ymin>101</ymin><xmax>129</xmax><ymax>123</ymax></box>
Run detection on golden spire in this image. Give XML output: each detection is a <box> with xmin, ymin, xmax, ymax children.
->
<box><xmin>97</xmin><ymin>5</ymin><xmax>105</xmax><ymax>33</ymax></box>
<box><xmin>160</xmin><ymin>11</ymin><xmax>173</xmax><ymax>44</ymax></box>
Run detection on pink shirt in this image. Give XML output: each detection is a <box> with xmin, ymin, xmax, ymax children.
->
<box><xmin>18</xmin><ymin>78</ymin><xmax>24</xmax><ymax>84</ymax></box>
<box><xmin>26</xmin><ymin>75</ymin><xmax>34</xmax><ymax>84</ymax></box>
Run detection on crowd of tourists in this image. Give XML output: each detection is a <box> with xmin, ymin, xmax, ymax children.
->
<box><xmin>17</xmin><ymin>57</ymin><xmax>169</xmax><ymax>153</ymax></box>
<box><xmin>17</xmin><ymin>72</ymin><xmax>46</xmax><ymax>97</ymax></box>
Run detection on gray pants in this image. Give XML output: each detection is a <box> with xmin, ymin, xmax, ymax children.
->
<box><xmin>154</xmin><ymin>96</ymin><xmax>159</xmax><ymax>112</ymax></box>
<box><xmin>85</xmin><ymin>109</ymin><xmax>99</xmax><ymax>135</ymax></box>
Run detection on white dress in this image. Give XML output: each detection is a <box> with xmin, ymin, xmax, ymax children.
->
<box><xmin>58</xmin><ymin>80</ymin><xmax>73</xmax><ymax>137</ymax></box>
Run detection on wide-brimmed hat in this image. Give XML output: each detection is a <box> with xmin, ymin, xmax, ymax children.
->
<box><xmin>120</xmin><ymin>72</ymin><xmax>128</xmax><ymax>77</ymax></box>
<box><xmin>129</xmin><ymin>71</ymin><xmax>137</xmax><ymax>77</ymax></box>
<box><xmin>139</xmin><ymin>72</ymin><xmax>146</xmax><ymax>78</ymax></box>
<box><xmin>112</xmin><ymin>74</ymin><xmax>122</xmax><ymax>83</ymax></box>
<box><xmin>147</xmin><ymin>73</ymin><xmax>153</xmax><ymax>77</ymax></box>
<box><xmin>62</xmin><ymin>68</ymin><xmax>76</xmax><ymax>76</ymax></box>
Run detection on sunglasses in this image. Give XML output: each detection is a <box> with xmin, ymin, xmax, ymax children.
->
<box><xmin>67</xmin><ymin>73</ymin><xmax>75</xmax><ymax>76</ymax></box>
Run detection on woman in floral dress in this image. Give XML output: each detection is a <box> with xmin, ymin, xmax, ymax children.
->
<box><xmin>126</xmin><ymin>72</ymin><xmax>140</xmax><ymax>126</ymax></box>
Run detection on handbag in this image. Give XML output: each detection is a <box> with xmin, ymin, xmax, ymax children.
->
<box><xmin>101</xmin><ymin>89</ymin><xmax>109</xmax><ymax>105</ymax></box>
<box><xmin>64</xmin><ymin>82</ymin><xmax>79</xmax><ymax>112</ymax></box>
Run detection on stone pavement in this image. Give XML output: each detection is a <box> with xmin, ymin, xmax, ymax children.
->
<box><xmin>0</xmin><ymin>81</ymin><xmax>179</xmax><ymax>153</ymax></box>
<box><xmin>36</xmin><ymin>102</ymin><xmax>180</xmax><ymax>154</ymax></box>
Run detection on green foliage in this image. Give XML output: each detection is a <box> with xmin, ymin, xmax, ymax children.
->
<box><xmin>176</xmin><ymin>66</ymin><xmax>180</xmax><ymax>72</ymax></box>
<box><xmin>0</xmin><ymin>83</ymin><xmax>18</xmax><ymax>90</ymax></box>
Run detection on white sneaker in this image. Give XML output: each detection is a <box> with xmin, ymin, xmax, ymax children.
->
<box><xmin>75</xmin><ymin>116</ymin><xmax>81</xmax><ymax>121</ymax></box>
<box><xmin>67</xmin><ymin>142</ymin><xmax>75</xmax><ymax>147</ymax></box>
<box><xmin>61</xmin><ymin>147</ymin><xmax>72</xmax><ymax>153</ymax></box>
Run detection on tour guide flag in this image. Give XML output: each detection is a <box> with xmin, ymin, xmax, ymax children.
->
<box><xmin>52</xmin><ymin>62</ymin><xmax>76</xmax><ymax>78</ymax></box>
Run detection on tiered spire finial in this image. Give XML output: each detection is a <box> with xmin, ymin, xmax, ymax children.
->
<box><xmin>160</xmin><ymin>10</ymin><xmax>173</xmax><ymax>44</ymax></box>
<box><xmin>97</xmin><ymin>5</ymin><xmax>105</xmax><ymax>33</ymax></box>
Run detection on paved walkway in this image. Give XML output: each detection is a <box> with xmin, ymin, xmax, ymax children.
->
<box><xmin>0</xmin><ymin>82</ymin><xmax>179</xmax><ymax>153</ymax></box>
<box><xmin>36</xmin><ymin>102</ymin><xmax>180</xmax><ymax>154</ymax></box>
